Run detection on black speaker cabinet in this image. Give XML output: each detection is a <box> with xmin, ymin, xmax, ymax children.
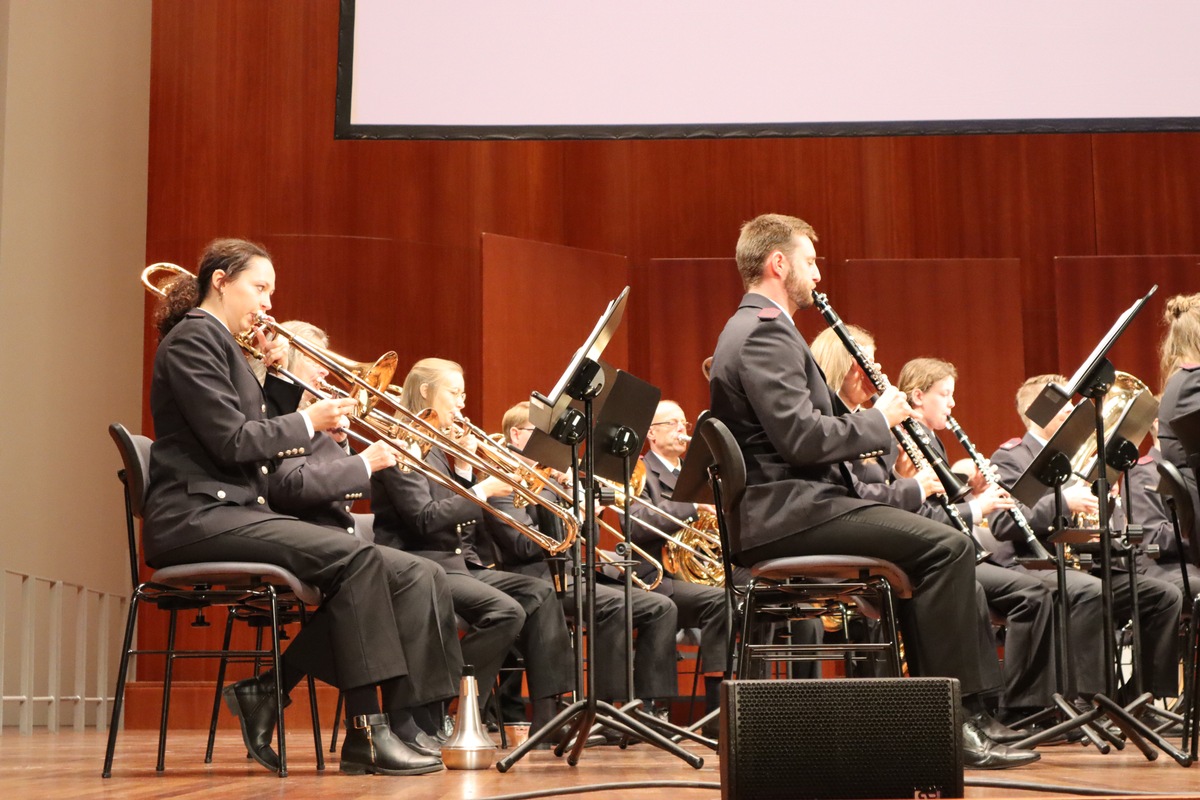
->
<box><xmin>720</xmin><ymin>678</ymin><xmax>963</xmax><ymax>799</ymax></box>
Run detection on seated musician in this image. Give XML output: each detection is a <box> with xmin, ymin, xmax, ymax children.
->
<box><xmin>368</xmin><ymin>358</ymin><xmax>579</xmax><ymax>743</ymax></box>
<box><xmin>484</xmin><ymin>401</ymin><xmax>679</xmax><ymax>734</ymax></box>
<box><xmin>261</xmin><ymin>321</ymin><xmax>464</xmax><ymax>756</ymax></box>
<box><xmin>810</xmin><ymin>329</ymin><xmax>1051</xmax><ymax>739</ymax></box>
<box><xmin>894</xmin><ymin>357</ymin><xmax>1058</xmax><ymax>729</ymax></box>
<box><xmin>629</xmin><ymin>401</ymin><xmax>736</xmax><ymax>725</ymax></box>
<box><xmin>708</xmin><ymin>213</ymin><xmax>1036</xmax><ymax>769</ymax></box>
<box><xmin>988</xmin><ymin>375</ymin><xmax>1182</xmax><ymax>704</ymax></box>
<box><xmin>1125</xmin><ymin>417</ymin><xmax>1200</xmax><ymax>597</ymax></box>
<box><xmin>145</xmin><ymin>239</ymin><xmax>439</xmax><ymax>776</ymax></box>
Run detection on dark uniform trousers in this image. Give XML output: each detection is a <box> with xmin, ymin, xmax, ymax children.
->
<box><xmin>371</xmin><ymin>447</ymin><xmax>576</xmax><ymax>704</ymax></box>
<box><xmin>260</xmin><ymin>399</ymin><xmax>464</xmax><ymax>707</ymax></box>
<box><xmin>974</xmin><ymin>562</ymin><xmax>1056</xmax><ymax>709</ymax></box>
<box><xmin>154</xmin><ymin>518</ymin><xmax>409</xmax><ymax>692</ymax></box>
<box><xmin>487</xmin><ymin>483</ymin><xmax>681</xmax><ymax>701</ymax></box>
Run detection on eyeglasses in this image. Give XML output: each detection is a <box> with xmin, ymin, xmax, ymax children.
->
<box><xmin>649</xmin><ymin>419</ymin><xmax>691</xmax><ymax>431</ymax></box>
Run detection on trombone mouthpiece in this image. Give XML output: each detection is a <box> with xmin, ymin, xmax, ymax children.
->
<box><xmin>678</xmin><ymin>434</ymin><xmax>692</xmax><ymax>444</ymax></box>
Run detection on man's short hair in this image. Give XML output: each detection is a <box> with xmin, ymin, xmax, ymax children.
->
<box><xmin>501</xmin><ymin>401</ymin><xmax>531</xmax><ymax>445</ymax></box>
<box><xmin>735</xmin><ymin>214</ymin><xmax>817</xmax><ymax>289</ymax></box>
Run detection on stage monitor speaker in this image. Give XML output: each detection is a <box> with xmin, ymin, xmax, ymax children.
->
<box><xmin>720</xmin><ymin>678</ymin><xmax>963</xmax><ymax>799</ymax></box>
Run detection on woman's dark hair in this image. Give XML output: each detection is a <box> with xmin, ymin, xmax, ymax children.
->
<box><xmin>155</xmin><ymin>238</ymin><xmax>270</xmax><ymax>337</ymax></box>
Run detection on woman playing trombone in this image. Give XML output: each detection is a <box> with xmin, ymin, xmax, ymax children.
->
<box><xmin>144</xmin><ymin>238</ymin><xmax>441</xmax><ymax>776</ymax></box>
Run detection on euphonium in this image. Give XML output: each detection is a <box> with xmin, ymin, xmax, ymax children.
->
<box><xmin>595</xmin><ymin>461</ymin><xmax>726</xmax><ymax>585</ymax></box>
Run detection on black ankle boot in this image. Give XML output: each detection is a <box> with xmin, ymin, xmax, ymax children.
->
<box><xmin>340</xmin><ymin>713</ymin><xmax>444</xmax><ymax>776</ymax></box>
<box><xmin>222</xmin><ymin>674</ymin><xmax>281</xmax><ymax>772</ymax></box>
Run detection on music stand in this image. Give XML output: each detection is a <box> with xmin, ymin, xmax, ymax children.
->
<box><xmin>498</xmin><ymin>291</ymin><xmax>703</xmax><ymax>772</ymax></box>
<box><xmin>1024</xmin><ymin>285</ymin><xmax>1157</xmax><ymax>430</ymax></box>
<box><xmin>1011</xmin><ymin>287</ymin><xmax>1189</xmax><ymax>765</ymax></box>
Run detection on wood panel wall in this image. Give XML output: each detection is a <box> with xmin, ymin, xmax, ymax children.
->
<box><xmin>134</xmin><ymin>0</ymin><xmax>1200</xmax><ymax>722</ymax></box>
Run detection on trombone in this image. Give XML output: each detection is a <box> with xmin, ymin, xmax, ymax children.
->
<box><xmin>141</xmin><ymin>263</ymin><xmax>577</xmax><ymax>556</ymax></box>
<box><xmin>487</xmin><ymin>435</ymin><xmax>665</xmax><ymax>591</ymax></box>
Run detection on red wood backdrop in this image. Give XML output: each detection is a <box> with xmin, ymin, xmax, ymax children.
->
<box><xmin>133</xmin><ymin>0</ymin><xmax>1200</xmax><ymax>722</ymax></box>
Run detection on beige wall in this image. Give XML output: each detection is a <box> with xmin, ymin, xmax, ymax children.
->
<box><xmin>0</xmin><ymin>0</ymin><xmax>151</xmax><ymax>675</ymax></box>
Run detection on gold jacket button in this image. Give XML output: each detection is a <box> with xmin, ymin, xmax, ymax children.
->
<box><xmin>347</xmin><ymin>527</ymin><xmax>355</xmax><ymax>534</ymax></box>
<box><xmin>454</xmin><ymin>548</ymin><xmax>462</xmax><ymax>555</ymax></box>
<box><xmin>256</xmin><ymin>496</ymin><xmax>266</xmax><ymax>505</ymax></box>
<box><xmin>216</xmin><ymin>490</ymin><xmax>226</xmax><ymax>499</ymax></box>
<box><xmin>261</xmin><ymin>465</ymin><xmax>269</xmax><ymax>474</ymax></box>
<box><xmin>261</xmin><ymin>404</ymin><xmax>267</xmax><ymax>413</ymax></box>
<box><xmin>298</xmin><ymin>447</ymin><xmax>305</xmax><ymax>454</ymax></box>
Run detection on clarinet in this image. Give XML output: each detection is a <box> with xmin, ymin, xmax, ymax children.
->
<box><xmin>945</xmin><ymin>415</ymin><xmax>1057</xmax><ymax>565</ymax></box>
<box><xmin>812</xmin><ymin>292</ymin><xmax>987</xmax><ymax>551</ymax></box>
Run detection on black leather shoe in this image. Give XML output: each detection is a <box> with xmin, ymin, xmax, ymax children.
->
<box><xmin>340</xmin><ymin>713</ymin><xmax>444</xmax><ymax>776</ymax></box>
<box><xmin>401</xmin><ymin>730</ymin><xmax>443</xmax><ymax>758</ymax></box>
<box><xmin>962</xmin><ymin>719</ymin><xmax>1041</xmax><ymax>769</ymax></box>
<box><xmin>968</xmin><ymin>710</ymin><xmax>1028</xmax><ymax>744</ymax></box>
<box><xmin>222</xmin><ymin>675</ymin><xmax>281</xmax><ymax>772</ymax></box>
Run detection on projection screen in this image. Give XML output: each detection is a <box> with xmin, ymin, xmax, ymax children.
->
<box><xmin>335</xmin><ymin>0</ymin><xmax>1200</xmax><ymax>140</ymax></box>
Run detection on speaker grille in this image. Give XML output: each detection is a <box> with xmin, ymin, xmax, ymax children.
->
<box><xmin>721</xmin><ymin>678</ymin><xmax>963</xmax><ymax>800</ymax></box>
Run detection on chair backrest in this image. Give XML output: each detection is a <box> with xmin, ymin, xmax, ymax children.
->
<box><xmin>698</xmin><ymin>416</ymin><xmax>749</xmax><ymax>679</ymax></box>
<box><xmin>698</xmin><ymin>417</ymin><xmax>747</xmax><ymax>515</ymax></box>
<box><xmin>1156</xmin><ymin>459</ymin><xmax>1199</xmax><ymax>567</ymax></box>
<box><xmin>109</xmin><ymin>423</ymin><xmax>153</xmax><ymax>590</ymax></box>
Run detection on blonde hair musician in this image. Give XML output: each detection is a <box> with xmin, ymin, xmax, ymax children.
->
<box><xmin>1157</xmin><ymin>293</ymin><xmax>1200</xmax><ymax>471</ymax></box>
<box><xmin>369</xmin><ymin>359</ymin><xmax>582</xmax><ymax>748</ymax></box>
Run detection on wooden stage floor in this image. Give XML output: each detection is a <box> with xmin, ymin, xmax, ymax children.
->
<box><xmin>4</xmin><ymin>728</ymin><xmax>1200</xmax><ymax>800</ymax></box>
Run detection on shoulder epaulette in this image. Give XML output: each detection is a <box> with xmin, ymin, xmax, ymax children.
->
<box><xmin>757</xmin><ymin>307</ymin><xmax>781</xmax><ymax>320</ymax></box>
<box><xmin>1137</xmin><ymin>454</ymin><xmax>1154</xmax><ymax>465</ymax></box>
<box><xmin>999</xmin><ymin>437</ymin><xmax>1022</xmax><ymax>450</ymax></box>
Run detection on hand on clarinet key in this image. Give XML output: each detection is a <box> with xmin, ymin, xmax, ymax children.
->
<box><xmin>876</xmin><ymin>386</ymin><xmax>913</xmax><ymax>428</ymax></box>
<box><xmin>916</xmin><ymin>465</ymin><xmax>944</xmax><ymax>498</ymax></box>
<box><xmin>975</xmin><ymin>484</ymin><xmax>1014</xmax><ymax>516</ymax></box>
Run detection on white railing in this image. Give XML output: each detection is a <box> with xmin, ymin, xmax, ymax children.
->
<box><xmin>1</xmin><ymin>570</ymin><xmax>127</xmax><ymax>734</ymax></box>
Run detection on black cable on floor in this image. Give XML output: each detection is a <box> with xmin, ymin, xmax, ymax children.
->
<box><xmin>478</xmin><ymin>778</ymin><xmax>1188</xmax><ymax>800</ymax></box>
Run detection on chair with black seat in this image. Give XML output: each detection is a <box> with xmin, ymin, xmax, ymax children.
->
<box><xmin>1158</xmin><ymin>459</ymin><xmax>1200</xmax><ymax>755</ymax></box>
<box><xmin>695</xmin><ymin>417</ymin><xmax>913</xmax><ymax>679</ymax></box>
<box><xmin>104</xmin><ymin>423</ymin><xmax>324</xmax><ymax>778</ymax></box>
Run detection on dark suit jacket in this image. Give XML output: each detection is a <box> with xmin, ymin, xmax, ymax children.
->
<box><xmin>1159</xmin><ymin>366</ymin><xmax>1200</xmax><ymax>469</ymax></box>
<box><xmin>143</xmin><ymin>310</ymin><xmax>312</xmax><ymax>564</ymax></box>
<box><xmin>626</xmin><ymin>450</ymin><xmax>699</xmax><ymax>589</ymax></box>
<box><xmin>483</xmin><ymin>486</ymin><xmax>568</xmax><ymax>584</ymax></box>
<box><xmin>1127</xmin><ymin>448</ymin><xmax>1189</xmax><ymax>570</ymax></box>
<box><xmin>708</xmin><ymin>292</ymin><xmax>891</xmax><ymax>553</ymax></box>
<box><xmin>370</xmin><ymin>445</ymin><xmax>488</xmax><ymax>574</ymax></box>
<box><xmin>849</xmin><ymin>447</ymin><xmax>924</xmax><ymax>513</ymax></box>
<box><xmin>269</xmin><ymin>432</ymin><xmax>369</xmax><ymax>535</ymax></box>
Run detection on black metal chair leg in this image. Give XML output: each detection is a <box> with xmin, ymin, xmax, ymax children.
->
<box><xmin>268</xmin><ymin>589</ymin><xmax>288</xmax><ymax>778</ymax></box>
<box><xmin>329</xmin><ymin>693</ymin><xmax>343</xmax><ymax>753</ymax></box>
<box><xmin>157</xmin><ymin>609</ymin><xmax>179</xmax><ymax>772</ymax></box>
<box><xmin>296</xmin><ymin>604</ymin><xmax>324</xmax><ymax>771</ymax></box>
<box><xmin>205</xmin><ymin>608</ymin><xmax>237</xmax><ymax>763</ymax></box>
<box><xmin>102</xmin><ymin>593</ymin><xmax>141</xmax><ymax>778</ymax></box>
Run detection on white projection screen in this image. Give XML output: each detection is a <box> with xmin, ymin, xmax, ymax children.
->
<box><xmin>335</xmin><ymin>0</ymin><xmax>1200</xmax><ymax>141</ymax></box>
